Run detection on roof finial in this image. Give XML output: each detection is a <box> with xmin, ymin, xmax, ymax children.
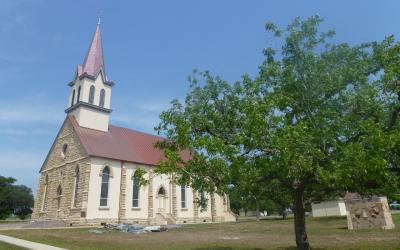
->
<box><xmin>97</xmin><ymin>10</ymin><xmax>102</xmax><ymax>25</ymax></box>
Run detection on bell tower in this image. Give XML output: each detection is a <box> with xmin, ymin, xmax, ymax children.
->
<box><xmin>65</xmin><ymin>21</ymin><xmax>114</xmax><ymax>132</ymax></box>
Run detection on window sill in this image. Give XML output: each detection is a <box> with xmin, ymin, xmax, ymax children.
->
<box><xmin>70</xmin><ymin>207</ymin><xmax>80</xmax><ymax>211</ymax></box>
<box><xmin>181</xmin><ymin>208</ymin><xmax>188</xmax><ymax>211</ymax></box>
<box><xmin>131</xmin><ymin>207</ymin><xmax>141</xmax><ymax>211</ymax></box>
<box><xmin>98</xmin><ymin>206</ymin><xmax>110</xmax><ymax>210</ymax></box>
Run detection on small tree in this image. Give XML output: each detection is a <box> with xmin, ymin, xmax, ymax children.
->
<box><xmin>9</xmin><ymin>185</ymin><xmax>34</xmax><ymax>220</ymax></box>
<box><xmin>0</xmin><ymin>176</ymin><xmax>17</xmax><ymax>219</ymax></box>
<box><xmin>0</xmin><ymin>176</ymin><xmax>34</xmax><ymax>220</ymax></box>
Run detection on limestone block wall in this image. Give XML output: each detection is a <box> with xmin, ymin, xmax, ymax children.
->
<box><xmin>345</xmin><ymin>196</ymin><xmax>395</xmax><ymax>230</ymax></box>
<box><xmin>32</xmin><ymin>118</ymin><xmax>90</xmax><ymax>224</ymax></box>
<box><xmin>86</xmin><ymin>158</ymin><xmax>122</xmax><ymax>220</ymax></box>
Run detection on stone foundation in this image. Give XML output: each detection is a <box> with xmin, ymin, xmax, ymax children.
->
<box><xmin>31</xmin><ymin>216</ymin><xmax>227</xmax><ymax>227</ymax></box>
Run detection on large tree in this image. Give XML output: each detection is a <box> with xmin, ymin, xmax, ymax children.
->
<box><xmin>155</xmin><ymin>16</ymin><xmax>398</xmax><ymax>249</ymax></box>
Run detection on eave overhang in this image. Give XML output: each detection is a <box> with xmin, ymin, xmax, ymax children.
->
<box><xmin>65</xmin><ymin>101</ymin><xmax>112</xmax><ymax>114</ymax></box>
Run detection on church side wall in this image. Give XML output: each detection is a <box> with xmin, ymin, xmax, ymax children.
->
<box><xmin>152</xmin><ymin>173</ymin><xmax>173</xmax><ymax>216</ymax></box>
<box><xmin>86</xmin><ymin>158</ymin><xmax>121</xmax><ymax>221</ymax></box>
<box><xmin>176</xmin><ymin>186</ymin><xmax>195</xmax><ymax>220</ymax></box>
<box><xmin>215</xmin><ymin>194</ymin><xmax>235</xmax><ymax>222</ymax></box>
<box><xmin>198</xmin><ymin>193</ymin><xmax>212</xmax><ymax>220</ymax></box>
<box><xmin>124</xmin><ymin>163</ymin><xmax>150</xmax><ymax>222</ymax></box>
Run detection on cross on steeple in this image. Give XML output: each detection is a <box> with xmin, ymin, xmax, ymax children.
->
<box><xmin>97</xmin><ymin>11</ymin><xmax>102</xmax><ymax>25</ymax></box>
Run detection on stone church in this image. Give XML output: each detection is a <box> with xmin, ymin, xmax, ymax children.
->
<box><xmin>31</xmin><ymin>23</ymin><xmax>235</xmax><ymax>225</ymax></box>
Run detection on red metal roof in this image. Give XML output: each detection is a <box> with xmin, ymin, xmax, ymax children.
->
<box><xmin>69</xmin><ymin>115</ymin><xmax>190</xmax><ymax>166</ymax></box>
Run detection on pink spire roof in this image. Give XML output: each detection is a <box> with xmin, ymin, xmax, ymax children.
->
<box><xmin>77</xmin><ymin>23</ymin><xmax>106</xmax><ymax>78</ymax></box>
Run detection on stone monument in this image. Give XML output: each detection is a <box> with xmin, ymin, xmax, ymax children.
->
<box><xmin>345</xmin><ymin>195</ymin><xmax>395</xmax><ymax>230</ymax></box>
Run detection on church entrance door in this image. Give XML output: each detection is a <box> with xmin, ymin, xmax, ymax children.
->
<box><xmin>157</xmin><ymin>186</ymin><xmax>167</xmax><ymax>213</ymax></box>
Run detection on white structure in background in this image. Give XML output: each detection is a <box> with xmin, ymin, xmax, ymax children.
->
<box><xmin>311</xmin><ymin>200</ymin><xmax>347</xmax><ymax>217</ymax></box>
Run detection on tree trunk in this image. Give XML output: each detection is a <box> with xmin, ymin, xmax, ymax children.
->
<box><xmin>293</xmin><ymin>189</ymin><xmax>310</xmax><ymax>250</ymax></box>
<box><xmin>255</xmin><ymin>200</ymin><xmax>260</xmax><ymax>221</ymax></box>
<box><xmin>282</xmin><ymin>210</ymin><xmax>287</xmax><ymax>220</ymax></box>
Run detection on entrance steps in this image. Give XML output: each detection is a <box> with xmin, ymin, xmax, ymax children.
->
<box><xmin>155</xmin><ymin>213</ymin><xmax>176</xmax><ymax>225</ymax></box>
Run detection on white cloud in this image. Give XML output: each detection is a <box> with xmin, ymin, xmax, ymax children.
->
<box><xmin>111</xmin><ymin>99</ymin><xmax>172</xmax><ymax>133</ymax></box>
<box><xmin>0</xmin><ymin>128</ymin><xmax>53</xmax><ymax>136</ymax></box>
<box><xmin>0</xmin><ymin>104</ymin><xmax>64</xmax><ymax>124</ymax></box>
<box><xmin>111</xmin><ymin>114</ymin><xmax>160</xmax><ymax>133</ymax></box>
<box><xmin>0</xmin><ymin>150</ymin><xmax>44</xmax><ymax>192</ymax></box>
<box><xmin>0</xmin><ymin>151</ymin><xmax>44</xmax><ymax>171</ymax></box>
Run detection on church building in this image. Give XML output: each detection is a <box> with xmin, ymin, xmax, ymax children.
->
<box><xmin>31</xmin><ymin>23</ymin><xmax>235</xmax><ymax>225</ymax></box>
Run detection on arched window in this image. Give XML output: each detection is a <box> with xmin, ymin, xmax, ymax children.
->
<box><xmin>41</xmin><ymin>174</ymin><xmax>48</xmax><ymax>212</ymax></box>
<box><xmin>99</xmin><ymin>89</ymin><xmax>106</xmax><ymax>107</ymax></box>
<box><xmin>56</xmin><ymin>185</ymin><xmax>63</xmax><ymax>209</ymax></box>
<box><xmin>158</xmin><ymin>186</ymin><xmax>166</xmax><ymax>196</ymax></box>
<box><xmin>72</xmin><ymin>166</ymin><xmax>80</xmax><ymax>207</ymax></box>
<box><xmin>200</xmin><ymin>191</ymin><xmax>207</xmax><ymax>211</ymax></box>
<box><xmin>132</xmin><ymin>172</ymin><xmax>140</xmax><ymax>208</ymax></box>
<box><xmin>71</xmin><ymin>90</ymin><xmax>76</xmax><ymax>107</ymax></box>
<box><xmin>181</xmin><ymin>185</ymin><xmax>186</xmax><ymax>208</ymax></box>
<box><xmin>99</xmin><ymin>89</ymin><xmax>105</xmax><ymax>107</ymax></box>
<box><xmin>61</xmin><ymin>144</ymin><xmax>68</xmax><ymax>159</ymax></box>
<box><xmin>89</xmin><ymin>85</ymin><xmax>95</xmax><ymax>104</ymax></box>
<box><xmin>77</xmin><ymin>86</ymin><xmax>81</xmax><ymax>102</ymax></box>
<box><xmin>100</xmin><ymin>166</ymin><xmax>110</xmax><ymax>207</ymax></box>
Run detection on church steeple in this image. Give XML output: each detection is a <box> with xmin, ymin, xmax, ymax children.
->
<box><xmin>81</xmin><ymin>23</ymin><xmax>105</xmax><ymax>78</ymax></box>
<box><xmin>65</xmin><ymin>22</ymin><xmax>114</xmax><ymax>132</ymax></box>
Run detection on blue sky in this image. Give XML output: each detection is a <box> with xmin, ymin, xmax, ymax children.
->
<box><xmin>1</xmin><ymin>0</ymin><xmax>400</xmax><ymax>193</ymax></box>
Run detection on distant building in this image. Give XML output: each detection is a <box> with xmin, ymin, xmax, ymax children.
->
<box><xmin>31</xmin><ymin>22</ymin><xmax>235</xmax><ymax>225</ymax></box>
<box><xmin>311</xmin><ymin>200</ymin><xmax>347</xmax><ymax>217</ymax></box>
<box><xmin>311</xmin><ymin>193</ymin><xmax>361</xmax><ymax>218</ymax></box>
<box><xmin>239</xmin><ymin>209</ymin><xmax>267</xmax><ymax>217</ymax></box>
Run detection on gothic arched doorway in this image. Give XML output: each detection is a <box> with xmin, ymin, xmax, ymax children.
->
<box><xmin>157</xmin><ymin>186</ymin><xmax>167</xmax><ymax>213</ymax></box>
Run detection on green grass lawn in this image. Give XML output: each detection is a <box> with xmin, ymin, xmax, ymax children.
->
<box><xmin>0</xmin><ymin>214</ymin><xmax>399</xmax><ymax>250</ymax></box>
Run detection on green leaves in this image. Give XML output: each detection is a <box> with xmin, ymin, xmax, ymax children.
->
<box><xmin>155</xmin><ymin>15</ymin><xmax>399</xmax><ymax>211</ymax></box>
<box><xmin>0</xmin><ymin>176</ymin><xmax>33</xmax><ymax>220</ymax></box>
<box><xmin>154</xmin><ymin>16</ymin><xmax>400</xmax><ymax>249</ymax></box>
